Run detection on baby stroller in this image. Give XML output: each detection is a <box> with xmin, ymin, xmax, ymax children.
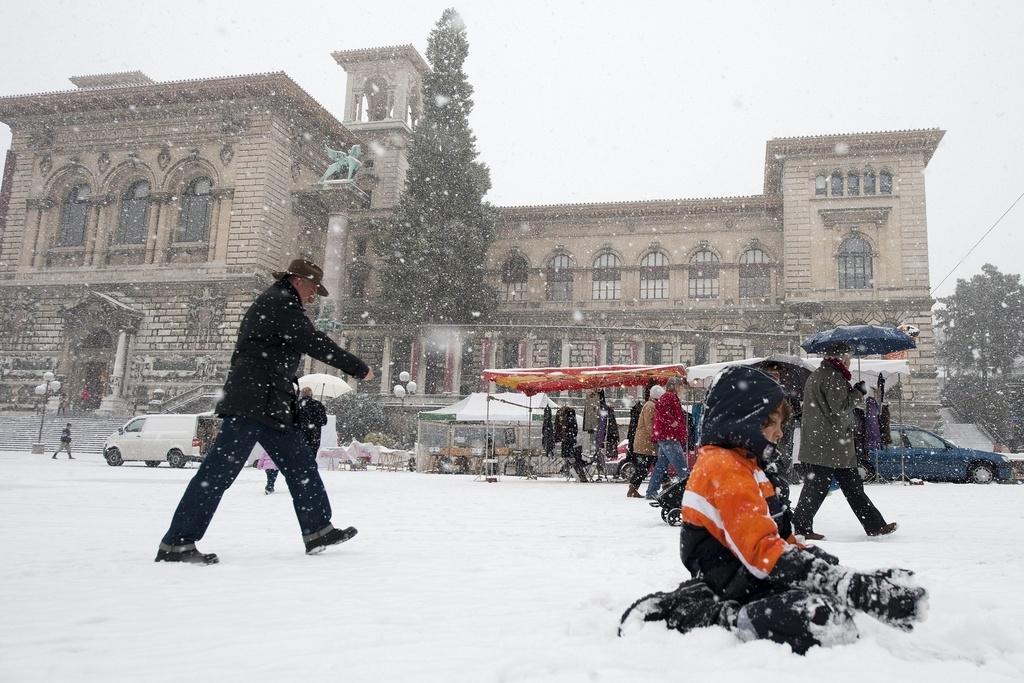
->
<box><xmin>649</xmin><ymin>477</ymin><xmax>689</xmax><ymax>526</ymax></box>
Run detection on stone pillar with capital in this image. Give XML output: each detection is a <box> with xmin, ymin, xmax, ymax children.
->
<box><xmin>97</xmin><ymin>330</ymin><xmax>130</xmax><ymax>415</ymax></box>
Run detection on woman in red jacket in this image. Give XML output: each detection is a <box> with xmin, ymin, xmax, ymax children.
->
<box><xmin>620</xmin><ymin>365</ymin><xmax>927</xmax><ymax>654</ymax></box>
<box><xmin>644</xmin><ymin>377</ymin><xmax>689</xmax><ymax>498</ymax></box>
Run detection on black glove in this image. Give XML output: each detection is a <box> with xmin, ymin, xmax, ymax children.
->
<box><xmin>846</xmin><ymin>568</ymin><xmax>927</xmax><ymax>631</ymax></box>
<box><xmin>853</xmin><ymin>381</ymin><xmax>868</xmax><ymax>396</ymax></box>
<box><xmin>803</xmin><ymin>544</ymin><xmax>840</xmax><ymax>566</ymax></box>
<box><xmin>619</xmin><ymin>580</ymin><xmax>738</xmax><ymax>636</ymax></box>
<box><xmin>772</xmin><ymin>548</ymin><xmax>927</xmax><ymax>630</ymax></box>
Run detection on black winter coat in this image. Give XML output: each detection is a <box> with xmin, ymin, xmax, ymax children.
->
<box><xmin>216</xmin><ymin>279</ymin><xmax>369</xmax><ymax>430</ymax></box>
<box><xmin>298</xmin><ymin>396</ymin><xmax>329</xmax><ymax>437</ymax></box>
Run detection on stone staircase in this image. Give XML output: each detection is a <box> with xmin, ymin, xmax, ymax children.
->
<box><xmin>939</xmin><ymin>407</ymin><xmax>995</xmax><ymax>451</ymax></box>
<box><xmin>0</xmin><ymin>412</ymin><xmax>132</xmax><ymax>454</ymax></box>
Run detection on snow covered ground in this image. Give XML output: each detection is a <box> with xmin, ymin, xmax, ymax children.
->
<box><xmin>2</xmin><ymin>451</ymin><xmax>1023</xmax><ymax>682</ymax></box>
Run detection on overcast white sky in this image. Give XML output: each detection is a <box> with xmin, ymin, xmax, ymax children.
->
<box><xmin>1</xmin><ymin>0</ymin><xmax>1021</xmax><ymax>298</ymax></box>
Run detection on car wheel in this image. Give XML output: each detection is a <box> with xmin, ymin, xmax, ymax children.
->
<box><xmin>618</xmin><ymin>461</ymin><xmax>637</xmax><ymax>483</ymax></box>
<box><xmin>145</xmin><ymin>460</ymin><xmax>160</xmax><ymax>468</ymax></box>
<box><xmin>105</xmin><ymin>448</ymin><xmax>124</xmax><ymax>467</ymax></box>
<box><xmin>167</xmin><ymin>449</ymin><xmax>187</xmax><ymax>468</ymax></box>
<box><xmin>968</xmin><ymin>462</ymin><xmax>996</xmax><ymax>484</ymax></box>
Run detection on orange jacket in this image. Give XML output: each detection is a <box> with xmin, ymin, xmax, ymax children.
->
<box><xmin>681</xmin><ymin>445</ymin><xmax>798</xmax><ymax>586</ymax></box>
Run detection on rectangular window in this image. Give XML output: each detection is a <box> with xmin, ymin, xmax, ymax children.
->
<box><xmin>847</xmin><ymin>173</ymin><xmax>860</xmax><ymax>196</ymax></box>
<box><xmin>644</xmin><ymin>341</ymin><xmax>663</xmax><ymax>365</ymax></box>
<box><xmin>592</xmin><ymin>278</ymin><xmax>622</xmax><ymax>301</ymax></box>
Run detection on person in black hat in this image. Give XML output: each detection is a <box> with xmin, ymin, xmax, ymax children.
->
<box><xmin>155</xmin><ymin>259</ymin><xmax>373</xmax><ymax>565</ymax></box>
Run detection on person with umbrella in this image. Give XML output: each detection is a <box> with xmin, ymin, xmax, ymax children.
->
<box><xmin>792</xmin><ymin>342</ymin><xmax>897</xmax><ymax>540</ymax></box>
<box><xmin>297</xmin><ymin>386</ymin><xmax>329</xmax><ymax>455</ymax></box>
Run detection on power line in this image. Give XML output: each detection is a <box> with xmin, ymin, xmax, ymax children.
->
<box><xmin>931</xmin><ymin>189</ymin><xmax>1024</xmax><ymax>297</ymax></box>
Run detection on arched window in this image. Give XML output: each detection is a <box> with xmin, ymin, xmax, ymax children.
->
<box><xmin>362</xmin><ymin>77</ymin><xmax>392</xmax><ymax>121</ymax></box>
<box><xmin>847</xmin><ymin>172</ymin><xmax>860</xmax><ymax>196</ymax></box>
<box><xmin>639</xmin><ymin>252</ymin><xmax>669</xmax><ymax>300</ymax></box>
<box><xmin>116</xmin><ymin>180</ymin><xmax>150</xmax><ymax>245</ymax></box>
<box><xmin>545</xmin><ymin>253</ymin><xmax>573</xmax><ymax>301</ymax></box>
<box><xmin>830</xmin><ymin>171</ymin><xmax>844</xmax><ymax>196</ymax></box>
<box><xmin>863</xmin><ymin>170</ymin><xmax>876</xmax><ymax>195</ymax></box>
<box><xmin>838</xmin><ymin>235</ymin><xmax>873</xmax><ymax>289</ymax></box>
<box><xmin>814</xmin><ymin>175</ymin><xmax>827</xmax><ymax>196</ymax></box>
<box><xmin>592</xmin><ymin>252</ymin><xmax>622</xmax><ymax>300</ymax></box>
<box><xmin>688</xmin><ymin>250</ymin><xmax>720</xmax><ymax>299</ymax></box>
<box><xmin>879</xmin><ymin>170</ymin><xmax>893</xmax><ymax>195</ymax></box>
<box><xmin>57</xmin><ymin>185</ymin><xmax>89</xmax><ymax>247</ymax></box>
<box><xmin>500</xmin><ymin>254</ymin><xmax>529</xmax><ymax>302</ymax></box>
<box><xmin>176</xmin><ymin>177</ymin><xmax>212</xmax><ymax>243</ymax></box>
<box><xmin>738</xmin><ymin>248</ymin><xmax>770</xmax><ymax>298</ymax></box>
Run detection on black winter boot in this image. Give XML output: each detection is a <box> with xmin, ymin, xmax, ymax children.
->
<box><xmin>154</xmin><ymin>543</ymin><xmax>219</xmax><ymax>565</ymax></box>
<box><xmin>303</xmin><ymin>525</ymin><xmax>358</xmax><ymax>555</ymax></box>
<box><xmin>619</xmin><ymin>579</ymin><xmax>739</xmax><ymax>636</ymax></box>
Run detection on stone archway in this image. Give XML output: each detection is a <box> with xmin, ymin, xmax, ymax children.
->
<box><xmin>59</xmin><ymin>291</ymin><xmax>142</xmax><ymax>413</ymax></box>
<box><xmin>69</xmin><ymin>329</ymin><xmax>114</xmax><ymax>410</ymax></box>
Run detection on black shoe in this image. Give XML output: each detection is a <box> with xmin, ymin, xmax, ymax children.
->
<box><xmin>264</xmin><ymin>488</ymin><xmax>273</xmax><ymax>495</ymax></box>
<box><xmin>797</xmin><ymin>530</ymin><xmax>826</xmax><ymax>541</ymax></box>
<box><xmin>154</xmin><ymin>543</ymin><xmax>219</xmax><ymax>565</ymax></box>
<box><xmin>52</xmin><ymin>455</ymin><xmax>57</xmax><ymax>459</ymax></box>
<box><xmin>304</xmin><ymin>525</ymin><xmax>358</xmax><ymax>555</ymax></box>
<box><xmin>867</xmin><ymin>522</ymin><xmax>898</xmax><ymax>537</ymax></box>
<box><xmin>68</xmin><ymin>455</ymin><xmax>74</xmax><ymax>459</ymax></box>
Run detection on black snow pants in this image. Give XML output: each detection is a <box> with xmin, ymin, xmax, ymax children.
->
<box><xmin>620</xmin><ymin>579</ymin><xmax>857</xmax><ymax>655</ymax></box>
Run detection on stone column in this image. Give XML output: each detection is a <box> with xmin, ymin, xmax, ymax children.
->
<box><xmin>323</xmin><ymin>213</ymin><xmax>349</xmax><ymax>308</ymax></box>
<box><xmin>379</xmin><ymin>337</ymin><xmax>393</xmax><ymax>395</ymax></box>
<box><xmin>97</xmin><ymin>330</ymin><xmax>130</xmax><ymax>415</ymax></box>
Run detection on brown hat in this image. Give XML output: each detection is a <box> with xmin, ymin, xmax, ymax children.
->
<box><xmin>272</xmin><ymin>259</ymin><xmax>329</xmax><ymax>296</ymax></box>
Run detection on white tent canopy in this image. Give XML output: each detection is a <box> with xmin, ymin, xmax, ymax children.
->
<box><xmin>686</xmin><ymin>356</ymin><xmax>911</xmax><ymax>384</ymax></box>
<box><xmin>418</xmin><ymin>392</ymin><xmax>557</xmax><ymax>423</ymax></box>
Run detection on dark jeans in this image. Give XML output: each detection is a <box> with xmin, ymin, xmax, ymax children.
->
<box><xmin>161</xmin><ymin>416</ymin><xmax>332</xmax><ymax>546</ymax></box>
<box><xmin>792</xmin><ymin>464</ymin><xmax>886</xmax><ymax>534</ymax></box>
<box><xmin>628</xmin><ymin>454</ymin><xmax>656</xmax><ymax>489</ymax></box>
<box><xmin>265</xmin><ymin>468</ymin><xmax>279</xmax><ymax>491</ymax></box>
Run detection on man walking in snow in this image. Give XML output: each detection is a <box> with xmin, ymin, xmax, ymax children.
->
<box><xmin>792</xmin><ymin>343</ymin><xmax>896</xmax><ymax>540</ymax></box>
<box><xmin>52</xmin><ymin>423</ymin><xmax>73</xmax><ymax>459</ymax></box>
<box><xmin>155</xmin><ymin>259</ymin><xmax>373</xmax><ymax>565</ymax></box>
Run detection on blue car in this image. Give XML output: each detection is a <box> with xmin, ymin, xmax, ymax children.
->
<box><xmin>864</xmin><ymin>424</ymin><xmax>1017</xmax><ymax>484</ymax></box>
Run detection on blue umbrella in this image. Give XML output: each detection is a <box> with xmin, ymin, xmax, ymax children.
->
<box><xmin>800</xmin><ymin>325</ymin><xmax>916</xmax><ymax>357</ymax></box>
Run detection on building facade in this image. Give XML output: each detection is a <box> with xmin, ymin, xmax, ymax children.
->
<box><xmin>0</xmin><ymin>45</ymin><xmax>944</xmax><ymax>426</ymax></box>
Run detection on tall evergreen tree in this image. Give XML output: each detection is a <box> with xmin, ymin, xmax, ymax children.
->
<box><xmin>937</xmin><ymin>264</ymin><xmax>1024</xmax><ymax>379</ymax></box>
<box><xmin>372</xmin><ymin>8</ymin><xmax>497</xmax><ymax>324</ymax></box>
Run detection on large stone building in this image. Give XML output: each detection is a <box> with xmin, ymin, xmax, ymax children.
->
<box><xmin>0</xmin><ymin>45</ymin><xmax>944</xmax><ymax>425</ymax></box>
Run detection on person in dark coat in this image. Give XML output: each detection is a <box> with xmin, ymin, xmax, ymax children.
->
<box><xmin>792</xmin><ymin>343</ymin><xmax>896</xmax><ymax>541</ymax></box>
<box><xmin>541</xmin><ymin>405</ymin><xmax>555</xmax><ymax>458</ymax></box>
<box><xmin>52</xmin><ymin>423</ymin><xmax>73</xmax><ymax>459</ymax></box>
<box><xmin>559</xmin><ymin>406</ymin><xmax>588</xmax><ymax>482</ymax></box>
<box><xmin>619</xmin><ymin>366</ymin><xmax>927</xmax><ymax>654</ymax></box>
<box><xmin>297</xmin><ymin>387</ymin><xmax>329</xmax><ymax>454</ymax></box>
<box><xmin>155</xmin><ymin>259</ymin><xmax>372</xmax><ymax>565</ymax></box>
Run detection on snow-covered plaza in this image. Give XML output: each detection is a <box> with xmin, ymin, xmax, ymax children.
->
<box><xmin>1</xmin><ymin>451</ymin><xmax>1023</xmax><ymax>682</ymax></box>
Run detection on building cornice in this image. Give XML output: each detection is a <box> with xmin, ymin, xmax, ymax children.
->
<box><xmin>331</xmin><ymin>45</ymin><xmax>431</xmax><ymax>75</ymax></box>
<box><xmin>0</xmin><ymin>72</ymin><xmax>359</xmax><ymax>147</ymax></box>
<box><xmin>497</xmin><ymin>195</ymin><xmax>781</xmax><ymax>223</ymax></box>
<box><xmin>762</xmin><ymin>128</ymin><xmax>945</xmax><ymax>195</ymax></box>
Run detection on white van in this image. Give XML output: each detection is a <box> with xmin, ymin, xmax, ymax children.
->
<box><xmin>103</xmin><ymin>414</ymin><xmax>221</xmax><ymax>468</ymax></box>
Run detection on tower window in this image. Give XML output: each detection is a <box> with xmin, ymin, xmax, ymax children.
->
<box><xmin>57</xmin><ymin>185</ymin><xmax>89</xmax><ymax>247</ymax></box>
<box><xmin>838</xmin><ymin>235</ymin><xmax>873</xmax><ymax>290</ymax></box>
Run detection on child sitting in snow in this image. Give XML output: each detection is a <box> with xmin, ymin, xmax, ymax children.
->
<box><xmin>619</xmin><ymin>365</ymin><xmax>927</xmax><ymax>654</ymax></box>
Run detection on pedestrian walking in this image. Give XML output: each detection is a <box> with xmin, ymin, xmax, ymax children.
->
<box><xmin>52</xmin><ymin>423</ymin><xmax>74</xmax><ymax>459</ymax></box>
<box><xmin>625</xmin><ymin>383</ymin><xmax>663</xmax><ymax>498</ymax></box>
<box><xmin>792</xmin><ymin>343</ymin><xmax>897</xmax><ymax>540</ymax></box>
<box><xmin>155</xmin><ymin>259</ymin><xmax>373</xmax><ymax>565</ymax></box>
<box><xmin>619</xmin><ymin>365</ymin><xmax>927</xmax><ymax>654</ymax></box>
<box><xmin>297</xmin><ymin>387</ymin><xmax>329</xmax><ymax>455</ymax></box>
<box><xmin>255</xmin><ymin>445</ymin><xmax>279</xmax><ymax>495</ymax></box>
<box><xmin>645</xmin><ymin>377</ymin><xmax>688</xmax><ymax>499</ymax></box>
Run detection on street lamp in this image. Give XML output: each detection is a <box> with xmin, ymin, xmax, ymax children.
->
<box><xmin>31</xmin><ymin>371</ymin><xmax>62</xmax><ymax>454</ymax></box>
<box><xmin>392</xmin><ymin>370</ymin><xmax>417</xmax><ymax>405</ymax></box>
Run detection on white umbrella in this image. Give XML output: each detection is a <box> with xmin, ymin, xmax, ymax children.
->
<box><xmin>298</xmin><ymin>373</ymin><xmax>353</xmax><ymax>400</ymax></box>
